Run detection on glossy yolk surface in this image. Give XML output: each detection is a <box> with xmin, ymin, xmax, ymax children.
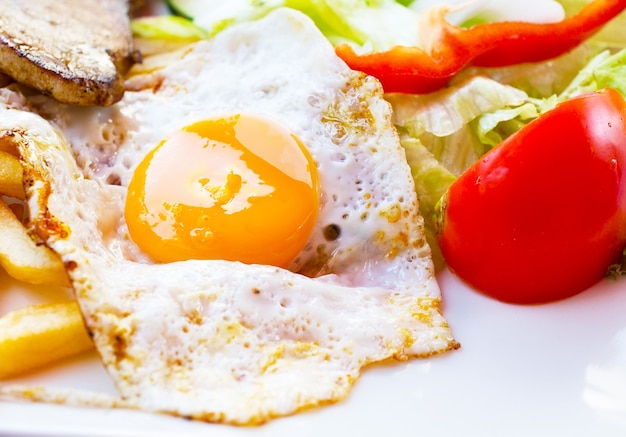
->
<box><xmin>124</xmin><ymin>114</ymin><xmax>320</xmax><ymax>266</ymax></box>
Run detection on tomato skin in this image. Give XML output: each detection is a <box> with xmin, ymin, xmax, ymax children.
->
<box><xmin>437</xmin><ymin>88</ymin><xmax>626</xmax><ymax>304</ymax></box>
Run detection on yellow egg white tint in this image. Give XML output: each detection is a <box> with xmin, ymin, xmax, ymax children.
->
<box><xmin>125</xmin><ymin>114</ymin><xmax>320</xmax><ymax>266</ymax></box>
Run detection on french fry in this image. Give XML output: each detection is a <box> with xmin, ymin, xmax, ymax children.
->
<box><xmin>0</xmin><ymin>150</ymin><xmax>24</xmax><ymax>199</ymax></box>
<box><xmin>0</xmin><ymin>199</ymin><xmax>69</xmax><ymax>286</ymax></box>
<box><xmin>0</xmin><ymin>301</ymin><xmax>93</xmax><ymax>379</ymax></box>
<box><xmin>0</xmin><ymin>134</ymin><xmax>19</xmax><ymax>156</ymax></box>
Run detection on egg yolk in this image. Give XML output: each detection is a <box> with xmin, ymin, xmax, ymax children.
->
<box><xmin>124</xmin><ymin>114</ymin><xmax>320</xmax><ymax>266</ymax></box>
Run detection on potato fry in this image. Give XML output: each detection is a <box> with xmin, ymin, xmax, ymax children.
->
<box><xmin>0</xmin><ymin>199</ymin><xmax>69</xmax><ymax>286</ymax></box>
<box><xmin>0</xmin><ymin>150</ymin><xmax>24</xmax><ymax>199</ymax></box>
<box><xmin>0</xmin><ymin>134</ymin><xmax>19</xmax><ymax>156</ymax></box>
<box><xmin>0</xmin><ymin>301</ymin><xmax>93</xmax><ymax>379</ymax></box>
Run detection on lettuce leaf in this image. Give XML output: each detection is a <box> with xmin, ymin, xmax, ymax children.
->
<box><xmin>394</xmin><ymin>43</ymin><xmax>626</xmax><ymax>269</ymax></box>
<box><xmin>132</xmin><ymin>15</ymin><xmax>209</xmax><ymax>41</ymax></box>
<box><xmin>558</xmin><ymin>48</ymin><xmax>626</xmax><ymax>100</ymax></box>
<box><xmin>395</xmin><ymin>46</ymin><xmax>626</xmax><ymax>180</ymax></box>
<box><xmin>453</xmin><ymin>43</ymin><xmax>599</xmax><ymax>99</ymax></box>
<box><xmin>166</xmin><ymin>0</ymin><xmax>570</xmax><ymax>53</ymax></box>
<box><xmin>399</xmin><ymin>136</ymin><xmax>456</xmax><ymax>269</ymax></box>
<box><xmin>284</xmin><ymin>0</ymin><xmax>420</xmax><ymax>51</ymax></box>
<box><xmin>168</xmin><ymin>0</ymin><xmax>285</xmax><ymax>37</ymax></box>
<box><xmin>400</xmin><ymin>136</ymin><xmax>457</xmax><ymax>220</ymax></box>
<box><xmin>388</xmin><ymin>76</ymin><xmax>542</xmax><ymax>265</ymax></box>
<box><xmin>166</xmin><ymin>0</ymin><xmax>421</xmax><ymax>52</ymax></box>
<box><xmin>387</xmin><ymin>76</ymin><xmax>538</xmax><ymax>176</ymax></box>
<box><xmin>408</xmin><ymin>0</ymin><xmax>565</xmax><ymax>27</ymax></box>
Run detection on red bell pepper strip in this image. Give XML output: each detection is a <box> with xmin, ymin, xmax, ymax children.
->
<box><xmin>335</xmin><ymin>0</ymin><xmax>626</xmax><ymax>94</ymax></box>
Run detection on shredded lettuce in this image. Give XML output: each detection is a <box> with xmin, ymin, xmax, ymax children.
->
<box><xmin>453</xmin><ymin>44</ymin><xmax>599</xmax><ymax>99</ymax></box>
<box><xmin>399</xmin><ymin>136</ymin><xmax>456</xmax><ymax>269</ymax></box>
<box><xmin>476</xmin><ymin>103</ymin><xmax>541</xmax><ymax>147</ymax></box>
<box><xmin>392</xmin><ymin>46</ymin><xmax>626</xmax><ymax>194</ymax></box>
<box><xmin>166</xmin><ymin>0</ymin><xmax>421</xmax><ymax>52</ymax></box>
<box><xmin>400</xmin><ymin>136</ymin><xmax>457</xmax><ymax>218</ymax></box>
<box><xmin>132</xmin><ymin>15</ymin><xmax>209</xmax><ymax>41</ymax></box>
<box><xmin>284</xmin><ymin>0</ymin><xmax>420</xmax><ymax>51</ymax></box>
<box><xmin>387</xmin><ymin>76</ymin><xmax>538</xmax><ymax>175</ymax></box>
<box><xmin>558</xmin><ymin>48</ymin><xmax>626</xmax><ymax>100</ymax></box>
<box><xmin>393</xmin><ymin>42</ymin><xmax>626</xmax><ymax>269</ymax></box>
<box><xmin>166</xmin><ymin>0</ymin><xmax>568</xmax><ymax>53</ymax></box>
<box><xmin>393</xmin><ymin>45</ymin><xmax>626</xmax><ymax>179</ymax></box>
<box><xmin>387</xmin><ymin>76</ymin><xmax>544</xmax><ymax>264</ymax></box>
<box><xmin>168</xmin><ymin>0</ymin><xmax>285</xmax><ymax>37</ymax></box>
<box><xmin>408</xmin><ymin>0</ymin><xmax>565</xmax><ymax>27</ymax></box>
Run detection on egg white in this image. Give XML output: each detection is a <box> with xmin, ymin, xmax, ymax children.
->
<box><xmin>1</xmin><ymin>9</ymin><xmax>457</xmax><ymax>424</ymax></box>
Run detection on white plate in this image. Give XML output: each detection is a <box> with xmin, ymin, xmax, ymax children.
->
<box><xmin>2</xmin><ymin>267</ymin><xmax>626</xmax><ymax>437</ymax></box>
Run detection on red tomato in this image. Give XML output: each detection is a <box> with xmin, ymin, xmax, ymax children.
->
<box><xmin>437</xmin><ymin>88</ymin><xmax>626</xmax><ymax>304</ymax></box>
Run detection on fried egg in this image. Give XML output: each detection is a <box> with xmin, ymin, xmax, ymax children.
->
<box><xmin>1</xmin><ymin>9</ymin><xmax>457</xmax><ymax>425</ymax></box>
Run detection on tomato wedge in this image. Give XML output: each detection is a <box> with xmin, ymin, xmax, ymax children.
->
<box><xmin>436</xmin><ymin>88</ymin><xmax>626</xmax><ymax>304</ymax></box>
